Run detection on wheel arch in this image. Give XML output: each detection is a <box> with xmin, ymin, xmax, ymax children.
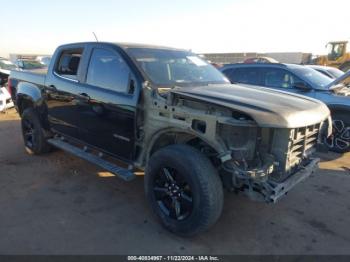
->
<box><xmin>16</xmin><ymin>82</ymin><xmax>44</xmax><ymax>115</ymax></box>
<box><xmin>327</xmin><ymin>104</ymin><xmax>350</xmax><ymax>116</ymax></box>
<box><xmin>142</xmin><ymin>128</ymin><xmax>227</xmax><ymax>166</ymax></box>
<box><xmin>16</xmin><ymin>82</ymin><xmax>50</xmax><ymax>131</ymax></box>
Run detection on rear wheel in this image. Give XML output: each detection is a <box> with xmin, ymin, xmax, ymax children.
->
<box><xmin>21</xmin><ymin>108</ymin><xmax>51</xmax><ymax>155</ymax></box>
<box><xmin>145</xmin><ymin>144</ymin><xmax>224</xmax><ymax>236</ymax></box>
<box><xmin>325</xmin><ymin>113</ymin><xmax>350</xmax><ymax>153</ymax></box>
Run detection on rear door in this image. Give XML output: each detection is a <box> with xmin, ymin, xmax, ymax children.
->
<box><xmin>76</xmin><ymin>45</ymin><xmax>140</xmax><ymax>161</ymax></box>
<box><xmin>45</xmin><ymin>45</ymin><xmax>88</xmax><ymax>140</ymax></box>
<box><xmin>222</xmin><ymin>67</ymin><xmax>262</xmax><ymax>85</ymax></box>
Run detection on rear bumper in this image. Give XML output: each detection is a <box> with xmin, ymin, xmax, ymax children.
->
<box><xmin>267</xmin><ymin>158</ymin><xmax>320</xmax><ymax>203</ymax></box>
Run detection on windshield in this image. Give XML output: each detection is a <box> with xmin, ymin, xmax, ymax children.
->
<box><xmin>327</xmin><ymin>67</ymin><xmax>344</xmax><ymax>79</ymax></box>
<box><xmin>127</xmin><ymin>48</ymin><xmax>229</xmax><ymax>87</ymax></box>
<box><xmin>0</xmin><ymin>60</ymin><xmax>17</xmax><ymax>70</ymax></box>
<box><xmin>293</xmin><ymin>67</ymin><xmax>333</xmax><ymax>90</ymax></box>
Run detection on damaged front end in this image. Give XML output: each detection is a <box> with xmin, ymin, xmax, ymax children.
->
<box><xmin>153</xmin><ymin>85</ymin><xmax>332</xmax><ymax>203</ymax></box>
<box><xmin>218</xmin><ymin>120</ymin><xmax>331</xmax><ymax>203</ymax></box>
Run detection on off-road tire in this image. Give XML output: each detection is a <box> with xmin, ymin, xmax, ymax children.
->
<box><xmin>21</xmin><ymin>108</ymin><xmax>51</xmax><ymax>155</ymax></box>
<box><xmin>145</xmin><ymin>144</ymin><xmax>224</xmax><ymax>236</ymax></box>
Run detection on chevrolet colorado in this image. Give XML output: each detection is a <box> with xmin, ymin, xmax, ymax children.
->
<box><xmin>9</xmin><ymin>42</ymin><xmax>332</xmax><ymax>236</ymax></box>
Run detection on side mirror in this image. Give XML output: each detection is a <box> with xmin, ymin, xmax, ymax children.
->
<box><xmin>293</xmin><ymin>82</ymin><xmax>311</xmax><ymax>91</ymax></box>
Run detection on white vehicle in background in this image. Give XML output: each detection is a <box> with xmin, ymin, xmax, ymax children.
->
<box><xmin>0</xmin><ymin>58</ymin><xmax>17</xmax><ymax>75</ymax></box>
<box><xmin>0</xmin><ymin>87</ymin><xmax>14</xmax><ymax>112</ymax></box>
<box><xmin>0</xmin><ymin>58</ymin><xmax>16</xmax><ymax>112</ymax></box>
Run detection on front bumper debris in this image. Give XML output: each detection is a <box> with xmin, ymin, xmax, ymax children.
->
<box><xmin>266</xmin><ymin>158</ymin><xmax>320</xmax><ymax>203</ymax></box>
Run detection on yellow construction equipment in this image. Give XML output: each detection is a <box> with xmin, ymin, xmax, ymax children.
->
<box><xmin>315</xmin><ymin>41</ymin><xmax>350</xmax><ymax>72</ymax></box>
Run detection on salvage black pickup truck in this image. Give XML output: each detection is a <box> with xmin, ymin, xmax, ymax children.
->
<box><xmin>9</xmin><ymin>42</ymin><xmax>332</xmax><ymax>236</ymax></box>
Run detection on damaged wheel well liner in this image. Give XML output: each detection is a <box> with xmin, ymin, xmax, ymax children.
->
<box><xmin>144</xmin><ymin>129</ymin><xmax>226</xmax><ymax>166</ymax></box>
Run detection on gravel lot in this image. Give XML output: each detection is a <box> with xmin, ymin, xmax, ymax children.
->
<box><xmin>0</xmin><ymin>108</ymin><xmax>349</xmax><ymax>255</ymax></box>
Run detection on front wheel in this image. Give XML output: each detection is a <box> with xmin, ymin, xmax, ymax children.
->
<box><xmin>145</xmin><ymin>144</ymin><xmax>224</xmax><ymax>237</ymax></box>
<box><xmin>325</xmin><ymin>113</ymin><xmax>350</xmax><ymax>153</ymax></box>
<box><xmin>21</xmin><ymin>108</ymin><xmax>51</xmax><ymax>155</ymax></box>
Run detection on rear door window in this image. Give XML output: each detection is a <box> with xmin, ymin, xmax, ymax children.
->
<box><xmin>55</xmin><ymin>49</ymin><xmax>83</xmax><ymax>80</ymax></box>
<box><xmin>86</xmin><ymin>48</ymin><xmax>131</xmax><ymax>93</ymax></box>
<box><xmin>223</xmin><ymin>67</ymin><xmax>261</xmax><ymax>85</ymax></box>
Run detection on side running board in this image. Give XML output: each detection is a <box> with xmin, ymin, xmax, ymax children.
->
<box><xmin>47</xmin><ymin>138</ymin><xmax>136</xmax><ymax>182</ymax></box>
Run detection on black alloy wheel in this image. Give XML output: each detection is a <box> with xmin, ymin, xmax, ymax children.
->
<box><xmin>22</xmin><ymin>118</ymin><xmax>35</xmax><ymax>150</ymax></box>
<box><xmin>153</xmin><ymin>167</ymin><xmax>193</xmax><ymax>221</ymax></box>
<box><xmin>21</xmin><ymin>108</ymin><xmax>51</xmax><ymax>155</ymax></box>
<box><xmin>145</xmin><ymin>144</ymin><xmax>224</xmax><ymax>236</ymax></box>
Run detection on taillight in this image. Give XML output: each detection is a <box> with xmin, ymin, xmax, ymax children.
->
<box><xmin>7</xmin><ymin>78</ymin><xmax>12</xmax><ymax>96</ymax></box>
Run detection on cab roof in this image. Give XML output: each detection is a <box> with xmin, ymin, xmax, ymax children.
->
<box><xmin>57</xmin><ymin>42</ymin><xmax>188</xmax><ymax>52</ymax></box>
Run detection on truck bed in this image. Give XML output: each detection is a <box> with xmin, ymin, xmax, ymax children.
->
<box><xmin>9</xmin><ymin>69</ymin><xmax>47</xmax><ymax>102</ymax></box>
<box><xmin>10</xmin><ymin>69</ymin><xmax>47</xmax><ymax>86</ymax></box>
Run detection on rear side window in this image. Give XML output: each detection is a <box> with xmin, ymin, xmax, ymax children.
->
<box><xmin>223</xmin><ymin>68</ymin><xmax>260</xmax><ymax>85</ymax></box>
<box><xmin>55</xmin><ymin>49</ymin><xmax>83</xmax><ymax>80</ymax></box>
<box><xmin>86</xmin><ymin>48</ymin><xmax>131</xmax><ymax>93</ymax></box>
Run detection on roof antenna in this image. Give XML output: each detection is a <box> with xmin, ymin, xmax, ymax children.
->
<box><xmin>92</xmin><ymin>32</ymin><xmax>99</xmax><ymax>42</ymax></box>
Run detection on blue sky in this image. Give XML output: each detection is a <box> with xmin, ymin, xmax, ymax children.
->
<box><xmin>0</xmin><ymin>0</ymin><xmax>349</xmax><ymax>57</ymax></box>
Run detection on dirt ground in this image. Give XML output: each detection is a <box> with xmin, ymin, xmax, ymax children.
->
<box><xmin>0</xmin><ymin>108</ymin><xmax>349</xmax><ymax>255</ymax></box>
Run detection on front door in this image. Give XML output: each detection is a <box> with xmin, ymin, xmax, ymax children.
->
<box><xmin>260</xmin><ymin>68</ymin><xmax>314</xmax><ymax>98</ymax></box>
<box><xmin>77</xmin><ymin>47</ymin><xmax>139</xmax><ymax>161</ymax></box>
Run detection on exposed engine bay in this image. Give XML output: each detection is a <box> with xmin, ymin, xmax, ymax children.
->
<box><xmin>140</xmin><ymin>84</ymin><xmax>332</xmax><ymax>203</ymax></box>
